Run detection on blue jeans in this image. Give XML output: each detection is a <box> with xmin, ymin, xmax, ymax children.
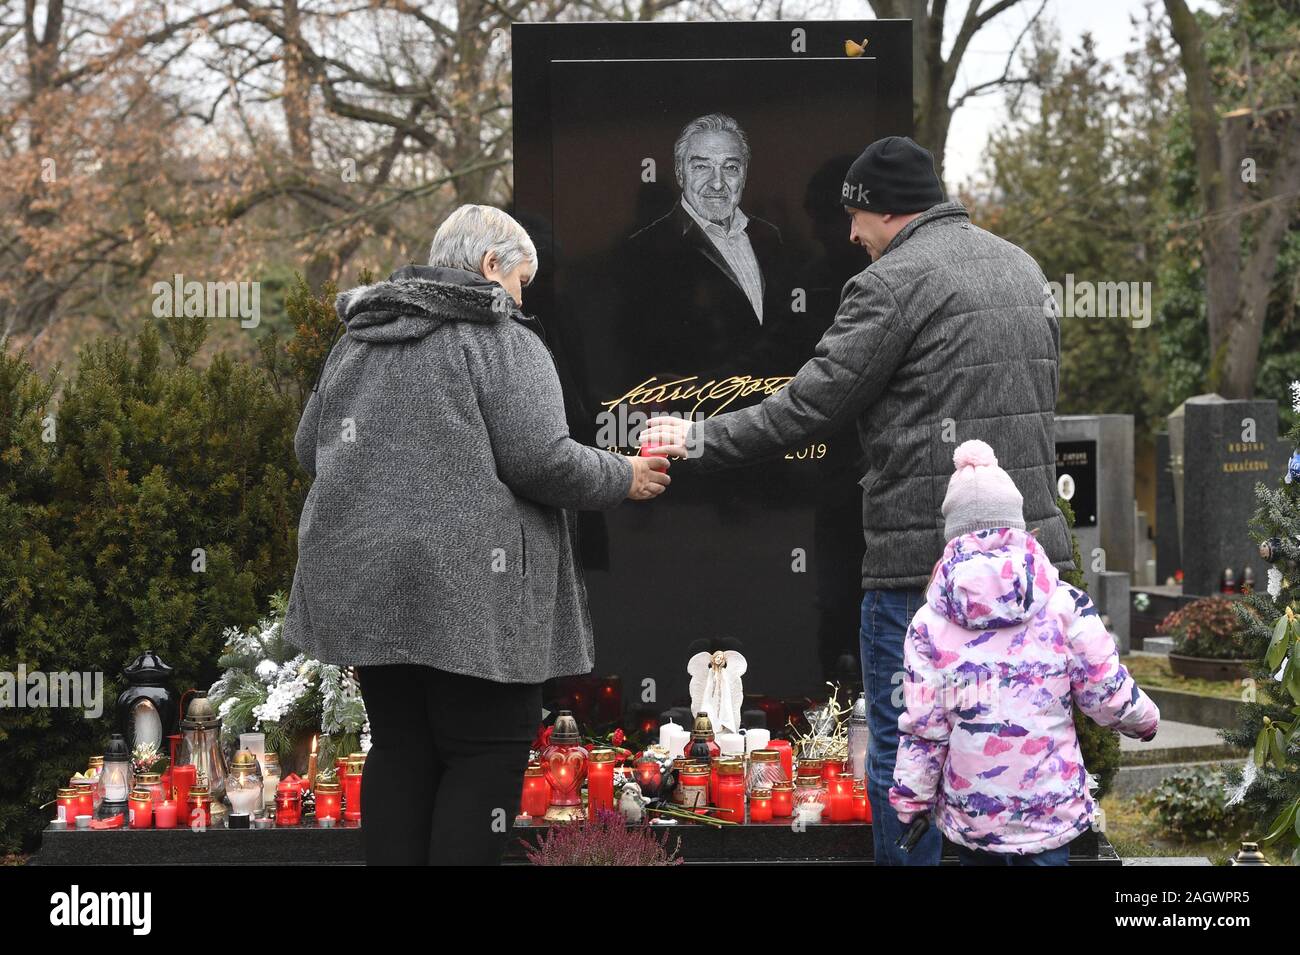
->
<box><xmin>956</xmin><ymin>843</ymin><xmax>1071</xmax><ymax>866</ymax></box>
<box><xmin>860</xmin><ymin>588</ymin><xmax>942</xmax><ymax>866</ymax></box>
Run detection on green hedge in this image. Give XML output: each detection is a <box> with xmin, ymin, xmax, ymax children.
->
<box><xmin>0</xmin><ymin>278</ymin><xmax>336</xmax><ymax>853</ymax></box>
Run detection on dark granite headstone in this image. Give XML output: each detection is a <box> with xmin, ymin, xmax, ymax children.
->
<box><xmin>1170</xmin><ymin>396</ymin><xmax>1281</xmax><ymax>597</ymax></box>
<box><xmin>1154</xmin><ymin>431</ymin><xmax>1181</xmax><ymax>584</ymax></box>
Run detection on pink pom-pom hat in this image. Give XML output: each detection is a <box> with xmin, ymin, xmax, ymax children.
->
<box><xmin>941</xmin><ymin>439</ymin><xmax>1025</xmax><ymax>540</ymax></box>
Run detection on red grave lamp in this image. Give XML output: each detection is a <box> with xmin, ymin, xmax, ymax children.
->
<box><xmin>541</xmin><ymin>710</ymin><xmax>588</xmax><ymax>822</ymax></box>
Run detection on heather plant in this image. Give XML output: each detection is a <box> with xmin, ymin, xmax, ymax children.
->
<box><xmin>523</xmin><ymin>810</ymin><xmax>683</xmax><ymax>866</ymax></box>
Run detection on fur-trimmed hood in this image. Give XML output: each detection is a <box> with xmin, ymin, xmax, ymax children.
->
<box><xmin>336</xmin><ymin>265</ymin><xmax>522</xmax><ymax>342</ymax></box>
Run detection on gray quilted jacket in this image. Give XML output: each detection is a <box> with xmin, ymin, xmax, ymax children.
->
<box><xmin>282</xmin><ymin>266</ymin><xmax>633</xmax><ymax>683</ymax></box>
<box><xmin>684</xmin><ymin>200</ymin><xmax>1073</xmax><ymax>589</ymax></box>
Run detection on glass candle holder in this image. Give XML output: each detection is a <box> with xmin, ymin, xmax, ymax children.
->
<box><xmin>314</xmin><ymin>780</ymin><xmax>342</xmax><ymax>823</ymax></box>
<box><xmin>765</xmin><ymin>740</ymin><xmax>793</xmax><ymax>783</ymax></box>
<box><xmin>128</xmin><ymin>789</ymin><xmax>153</xmax><ymax>829</ymax></box>
<box><xmin>225</xmin><ymin>751</ymin><xmax>264</xmax><ymax>817</ymax></box>
<box><xmin>520</xmin><ymin>763</ymin><xmax>549</xmax><ymax>818</ymax></box>
<box><xmin>275</xmin><ymin>780</ymin><xmax>303</xmax><ymax>826</ymax></box>
<box><xmin>715</xmin><ymin>759</ymin><xmax>746</xmax><ymax>822</ymax></box>
<box><xmin>586</xmin><ymin>748</ymin><xmax>617</xmax><ymax>814</ymax></box>
<box><xmin>747</xmin><ymin>749</ymin><xmax>785</xmax><ymax>794</ymax></box>
<box><xmin>633</xmin><ymin>757</ymin><xmax>663</xmax><ymax>798</ymax></box>
<box><xmin>793</xmin><ymin>775</ymin><xmax>826</xmax><ymax>814</ymax></box>
<box><xmin>540</xmin><ymin>743</ymin><xmax>588</xmax><ymax>810</ymax></box>
<box><xmin>749</xmin><ymin>788</ymin><xmax>773</xmax><ymax>823</ymax></box>
<box><xmin>135</xmin><ymin>772</ymin><xmax>164</xmax><ymax>806</ymax></box>
<box><xmin>771</xmin><ymin>782</ymin><xmax>794</xmax><ymax>818</ymax></box>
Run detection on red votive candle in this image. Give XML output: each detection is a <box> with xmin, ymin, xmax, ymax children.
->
<box><xmin>315</xmin><ymin>780</ymin><xmax>341</xmax><ymax>823</ymax></box>
<box><xmin>822</xmin><ymin>758</ymin><xmax>847</xmax><ymax>783</ymax></box>
<box><xmin>186</xmin><ymin>786</ymin><xmax>211</xmax><ymax>828</ymax></box>
<box><xmin>853</xmin><ymin>781</ymin><xmax>869</xmax><ymax>821</ymax></box>
<box><xmin>639</xmin><ymin>443</ymin><xmax>669</xmax><ymax>457</ymax></box>
<box><xmin>828</xmin><ymin>777</ymin><xmax>854</xmax><ymax>822</ymax></box>
<box><xmin>128</xmin><ymin>789</ymin><xmax>153</xmax><ymax>829</ymax></box>
<box><xmin>749</xmin><ymin>788</ymin><xmax>773</xmax><ymax>822</ymax></box>
<box><xmin>633</xmin><ymin>757</ymin><xmax>663</xmax><ymax>798</ymax></box>
<box><xmin>74</xmin><ymin>781</ymin><xmax>96</xmax><ymax>821</ymax></box>
<box><xmin>716</xmin><ymin>759</ymin><xmax>746</xmax><ymax>822</ymax></box>
<box><xmin>343</xmin><ymin>755</ymin><xmax>365</xmax><ymax>823</ymax></box>
<box><xmin>676</xmin><ymin>762</ymin><xmax>710</xmax><ymax>810</ymax></box>
<box><xmin>171</xmin><ymin>764</ymin><xmax>196</xmax><ymax>807</ymax></box>
<box><xmin>586</xmin><ymin>748</ymin><xmax>617</xmax><ymax>813</ymax></box>
<box><xmin>771</xmin><ymin>782</ymin><xmax>794</xmax><ymax>818</ymax></box>
<box><xmin>275</xmin><ymin>780</ymin><xmax>302</xmax><ymax>826</ymax></box>
<box><xmin>56</xmin><ymin>788</ymin><xmax>79</xmax><ymax>824</ymax></box>
<box><xmin>520</xmin><ymin>763</ymin><xmax>549</xmax><ymax>818</ymax></box>
<box><xmin>766</xmin><ymin>740</ymin><xmax>793</xmax><ymax>783</ymax></box>
<box><xmin>154</xmin><ymin>800</ymin><xmax>178</xmax><ymax>829</ymax></box>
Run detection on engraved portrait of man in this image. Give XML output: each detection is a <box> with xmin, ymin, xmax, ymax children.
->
<box><xmin>625</xmin><ymin>113</ymin><xmax>793</xmax><ymax>376</ymax></box>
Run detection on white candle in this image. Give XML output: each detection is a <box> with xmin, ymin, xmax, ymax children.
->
<box><xmin>239</xmin><ymin>733</ymin><xmax>266</xmax><ymax>767</ymax></box>
<box><xmin>658</xmin><ymin>721</ymin><xmax>682</xmax><ymax>749</ymax></box>
<box><xmin>262</xmin><ymin>770</ymin><xmax>280</xmax><ymax>810</ymax></box>
<box><xmin>228</xmin><ymin>774</ymin><xmax>262</xmax><ymax>815</ymax></box>
<box><xmin>666</xmin><ymin>727</ymin><xmax>690</xmax><ymax>756</ymax></box>
<box><xmin>745</xmin><ymin>729</ymin><xmax>771</xmax><ymax>753</ymax></box>
<box><xmin>717</xmin><ymin>732</ymin><xmax>745</xmax><ymax>756</ymax></box>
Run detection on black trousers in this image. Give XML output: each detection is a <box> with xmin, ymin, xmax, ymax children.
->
<box><xmin>355</xmin><ymin>664</ymin><xmax>541</xmax><ymax>865</ymax></box>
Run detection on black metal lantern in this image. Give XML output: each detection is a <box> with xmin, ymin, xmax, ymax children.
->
<box><xmin>115</xmin><ymin>649</ymin><xmax>177</xmax><ymax>754</ymax></box>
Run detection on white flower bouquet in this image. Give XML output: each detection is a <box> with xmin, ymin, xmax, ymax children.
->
<box><xmin>207</xmin><ymin>593</ymin><xmax>369</xmax><ymax>773</ymax></box>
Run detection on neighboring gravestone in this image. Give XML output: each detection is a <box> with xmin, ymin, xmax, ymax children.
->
<box><xmin>1167</xmin><ymin>394</ymin><xmax>1283</xmax><ymax>597</ymax></box>
<box><xmin>1055</xmin><ymin>415</ymin><xmax>1136</xmax><ymax>593</ymax></box>
<box><xmin>1097</xmin><ymin>570</ymin><xmax>1132</xmax><ymax>653</ymax></box>
<box><xmin>1154</xmin><ymin>431</ymin><xmax>1181</xmax><ymax>584</ymax></box>
<box><xmin>1055</xmin><ymin>415</ymin><xmax>1135</xmax><ymax>651</ymax></box>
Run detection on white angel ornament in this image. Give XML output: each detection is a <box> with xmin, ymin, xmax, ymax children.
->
<box><xmin>687</xmin><ymin>649</ymin><xmax>748</xmax><ymax>735</ymax></box>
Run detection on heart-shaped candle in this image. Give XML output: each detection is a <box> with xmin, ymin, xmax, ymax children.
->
<box><xmin>540</xmin><ymin>710</ymin><xmax>588</xmax><ymax>808</ymax></box>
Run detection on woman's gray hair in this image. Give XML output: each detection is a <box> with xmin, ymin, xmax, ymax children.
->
<box><xmin>427</xmin><ymin>204</ymin><xmax>537</xmax><ymax>280</ymax></box>
<box><xmin>673</xmin><ymin>113</ymin><xmax>751</xmax><ymax>185</ymax></box>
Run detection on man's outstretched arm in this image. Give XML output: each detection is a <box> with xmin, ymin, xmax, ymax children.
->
<box><xmin>639</xmin><ymin>271</ymin><xmax>912</xmax><ymax>469</ymax></box>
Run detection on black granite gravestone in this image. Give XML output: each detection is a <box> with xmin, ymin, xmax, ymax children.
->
<box><xmin>1171</xmin><ymin>395</ymin><xmax>1282</xmax><ymax>596</ymax></box>
<box><xmin>512</xmin><ymin>21</ymin><xmax>913</xmax><ymax>716</ymax></box>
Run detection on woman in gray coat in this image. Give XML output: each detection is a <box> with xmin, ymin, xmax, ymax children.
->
<box><xmin>282</xmin><ymin>205</ymin><xmax>670</xmax><ymax>864</ymax></box>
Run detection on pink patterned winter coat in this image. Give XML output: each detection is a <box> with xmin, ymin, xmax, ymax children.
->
<box><xmin>889</xmin><ymin>527</ymin><xmax>1159</xmax><ymax>854</ymax></box>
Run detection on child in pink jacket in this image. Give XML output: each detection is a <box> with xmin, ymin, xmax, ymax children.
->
<box><xmin>889</xmin><ymin>440</ymin><xmax>1159</xmax><ymax>865</ymax></box>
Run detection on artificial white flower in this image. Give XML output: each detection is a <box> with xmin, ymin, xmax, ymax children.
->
<box><xmin>1268</xmin><ymin>566</ymin><xmax>1284</xmax><ymax>600</ymax></box>
<box><xmin>1225</xmin><ymin>757</ymin><xmax>1257</xmax><ymax>808</ymax></box>
<box><xmin>254</xmin><ymin>659</ymin><xmax>279</xmax><ymax>684</ymax></box>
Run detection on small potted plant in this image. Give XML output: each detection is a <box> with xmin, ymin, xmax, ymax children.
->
<box><xmin>1161</xmin><ymin>596</ymin><xmax>1256</xmax><ymax>680</ymax></box>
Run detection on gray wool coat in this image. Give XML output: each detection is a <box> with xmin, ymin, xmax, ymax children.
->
<box><xmin>281</xmin><ymin>265</ymin><xmax>633</xmax><ymax>684</ymax></box>
<box><xmin>683</xmin><ymin>200</ymin><xmax>1074</xmax><ymax>590</ymax></box>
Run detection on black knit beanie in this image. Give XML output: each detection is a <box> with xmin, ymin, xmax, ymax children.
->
<box><xmin>841</xmin><ymin>136</ymin><xmax>945</xmax><ymax>214</ymax></box>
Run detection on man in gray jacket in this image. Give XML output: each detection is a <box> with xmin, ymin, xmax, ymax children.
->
<box><xmin>640</xmin><ymin>136</ymin><xmax>1073</xmax><ymax>865</ymax></box>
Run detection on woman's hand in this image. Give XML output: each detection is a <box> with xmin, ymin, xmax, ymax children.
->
<box><xmin>627</xmin><ymin>454</ymin><xmax>671</xmax><ymax>501</ymax></box>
